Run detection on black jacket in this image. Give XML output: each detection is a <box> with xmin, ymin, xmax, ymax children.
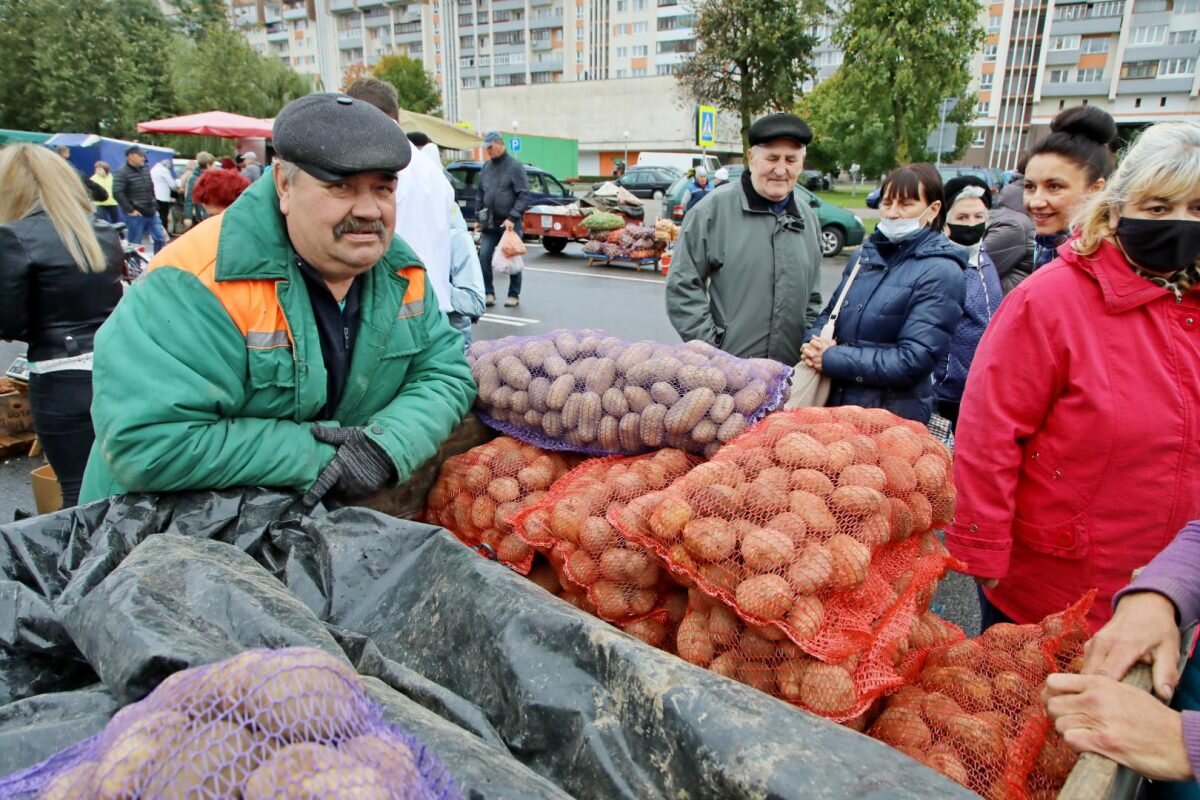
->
<box><xmin>0</xmin><ymin>210</ymin><xmax>124</xmax><ymax>361</ymax></box>
<box><xmin>113</xmin><ymin>162</ymin><xmax>157</xmax><ymax>216</ymax></box>
<box><xmin>476</xmin><ymin>152</ymin><xmax>529</xmax><ymax>228</ymax></box>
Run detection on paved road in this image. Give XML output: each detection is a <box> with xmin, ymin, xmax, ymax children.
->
<box><xmin>0</xmin><ymin>226</ymin><xmax>981</xmax><ymax>636</ymax></box>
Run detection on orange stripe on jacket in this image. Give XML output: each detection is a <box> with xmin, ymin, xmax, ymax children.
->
<box><xmin>397</xmin><ymin>265</ymin><xmax>426</xmax><ymax>319</ymax></box>
<box><xmin>147</xmin><ymin>215</ymin><xmax>293</xmax><ymax>349</ymax></box>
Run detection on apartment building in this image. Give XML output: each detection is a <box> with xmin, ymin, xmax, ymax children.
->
<box><xmin>965</xmin><ymin>0</ymin><xmax>1200</xmax><ymax>170</ymax></box>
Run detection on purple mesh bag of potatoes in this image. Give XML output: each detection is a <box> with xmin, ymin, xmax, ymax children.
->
<box><xmin>0</xmin><ymin>647</ymin><xmax>461</xmax><ymax>800</ymax></box>
<box><xmin>468</xmin><ymin>329</ymin><xmax>793</xmax><ymax>457</ymax></box>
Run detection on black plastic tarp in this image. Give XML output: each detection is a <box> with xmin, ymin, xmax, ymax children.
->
<box><xmin>0</xmin><ymin>489</ymin><xmax>974</xmax><ymax>799</ymax></box>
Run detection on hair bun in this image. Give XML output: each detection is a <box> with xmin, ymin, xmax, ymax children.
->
<box><xmin>1051</xmin><ymin>106</ymin><xmax>1117</xmax><ymax>147</ymax></box>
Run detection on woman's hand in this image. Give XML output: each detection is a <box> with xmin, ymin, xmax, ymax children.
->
<box><xmin>1083</xmin><ymin>591</ymin><xmax>1181</xmax><ymax>700</ymax></box>
<box><xmin>1043</xmin><ymin>673</ymin><xmax>1193</xmax><ymax>782</ymax></box>
<box><xmin>801</xmin><ymin>337</ymin><xmax>834</xmax><ymax>372</ymax></box>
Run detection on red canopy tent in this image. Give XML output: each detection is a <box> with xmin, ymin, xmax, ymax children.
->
<box><xmin>137</xmin><ymin>111</ymin><xmax>274</xmax><ymax>139</ymax></box>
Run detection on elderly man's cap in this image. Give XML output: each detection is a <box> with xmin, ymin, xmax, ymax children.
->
<box><xmin>748</xmin><ymin>113</ymin><xmax>813</xmax><ymax>147</ymax></box>
<box><xmin>483</xmin><ymin>130</ymin><xmax>503</xmax><ymax>145</ymax></box>
<box><xmin>125</xmin><ymin>145</ymin><xmax>144</xmax><ymax>156</ymax></box>
<box><xmin>273</xmin><ymin>93</ymin><xmax>411</xmax><ymax>181</ymax></box>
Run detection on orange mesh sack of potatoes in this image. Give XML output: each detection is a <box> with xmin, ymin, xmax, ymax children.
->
<box><xmin>523</xmin><ymin>551</ymin><xmax>688</xmax><ymax>650</ymax></box>
<box><xmin>612</xmin><ymin>407</ymin><xmax>957</xmax><ymax>661</ymax></box>
<box><xmin>868</xmin><ymin>594</ymin><xmax>1094</xmax><ymax>800</ymax></box>
<box><xmin>423</xmin><ymin>436</ymin><xmax>582</xmax><ymax>573</ymax></box>
<box><xmin>467</xmin><ymin>330</ymin><xmax>792</xmax><ymax>457</ymax></box>
<box><xmin>513</xmin><ymin>449</ymin><xmax>698</xmax><ymax>629</ymax></box>
<box><xmin>0</xmin><ymin>647</ymin><xmax>460</xmax><ymax>800</ymax></box>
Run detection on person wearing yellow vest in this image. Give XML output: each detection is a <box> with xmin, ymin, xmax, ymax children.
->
<box><xmin>90</xmin><ymin>161</ymin><xmax>120</xmax><ymax>224</ymax></box>
<box><xmin>80</xmin><ymin>93</ymin><xmax>477</xmax><ymax>506</ymax></box>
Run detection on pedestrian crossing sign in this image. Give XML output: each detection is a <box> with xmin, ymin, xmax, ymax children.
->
<box><xmin>697</xmin><ymin>105</ymin><xmax>716</xmax><ymax>148</ymax></box>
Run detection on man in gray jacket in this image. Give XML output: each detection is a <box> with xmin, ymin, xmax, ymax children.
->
<box><xmin>666</xmin><ymin>113</ymin><xmax>823</xmax><ymax>367</ymax></box>
<box><xmin>476</xmin><ymin>131</ymin><xmax>529</xmax><ymax>308</ymax></box>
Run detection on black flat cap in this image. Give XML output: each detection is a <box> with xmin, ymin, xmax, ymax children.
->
<box><xmin>749</xmin><ymin>113</ymin><xmax>813</xmax><ymax>147</ymax></box>
<box><xmin>273</xmin><ymin>93</ymin><xmax>411</xmax><ymax>181</ymax></box>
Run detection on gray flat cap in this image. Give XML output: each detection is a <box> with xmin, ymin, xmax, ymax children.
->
<box><xmin>749</xmin><ymin>112</ymin><xmax>813</xmax><ymax>147</ymax></box>
<box><xmin>273</xmin><ymin>93</ymin><xmax>412</xmax><ymax>181</ymax></box>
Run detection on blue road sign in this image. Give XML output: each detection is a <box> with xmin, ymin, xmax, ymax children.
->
<box><xmin>511</xmin><ymin>137</ymin><xmax>522</xmax><ymax>152</ymax></box>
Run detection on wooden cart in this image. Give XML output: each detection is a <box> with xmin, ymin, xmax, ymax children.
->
<box><xmin>522</xmin><ymin>206</ymin><xmax>642</xmax><ymax>256</ymax></box>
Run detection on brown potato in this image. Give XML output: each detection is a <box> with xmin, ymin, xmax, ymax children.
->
<box><xmin>798</xmin><ymin>663</ymin><xmax>856</xmax><ymax>715</ymax></box>
<box><xmin>826</xmin><ymin>533</ymin><xmax>871</xmax><ymax>590</ymax></box>
<box><xmin>741</xmin><ymin>525</ymin><xmax>795</xmax><ymax>573</ymax></box>
<box><xmin>340</xmin><ymin>734</ymin><xmax>418</xmax><ymax>792</ymax></box>
<box><xmin>870</xmin><ymin>706</ymin><xmax>932</xmax><ymax>750</ymax></box>
<box><xmin>232</xmin><ymin>649</ymin><xmax>366</xmax><ymax>743</ymax></box>
<box><xmin>36</xmin><ymin>759</ymin><xmax>98</xmax><ymax>800</ymax></box>
<box><xmin>94</xmin><ymin>710</ymin><xmax>189</xmax><ymax>800</ymax></box>
<box><xmin>142</xmin><ymin>720</ymin><xmax>272</xmax><ymax>800</ymax></box>
<box><xmin>566</xmin><ymin>549</ymin><xmax>601</xmax><ymax>585</ymax></box>
<box><xmin>945</xmin><ymin>712</ymin><xmax>1006</xmax><ymax>766</ymax></box>
<box><xmin>716</xmin><ymin>413</ymin><xmax>747</xmax><ymax>443</ymax></box>
<box><xmin>675</xmin><ymin>613</ymin><xmax>715</xmax><ymax>666</ymax></box>
<box><xmin>787</xmin><ymin>542</ymin><xmax>833</xmax><ymax>595</ymax></box>
<box><xmin>735</xmin><ymin>574</ymin><xmax>793</xmax><ymax>620</ymax></box>
<box><xmin>648</xmin><ymin>496</ymin><xmax>693</xmax><ymax>543</ymax></box>
<box><xmin>683</xmin><ymin>517</ymin><xmax>738</xmax><ymax>562</ymax></box>
<box><xmin>786</xmin><ymin>595</ymin><xmax>825</xmax><ymax>641</ymax></box>
<box><xmin>244</xmin><ymin>743</ymin><xmax>390</xmax><ymax>800</ymax></box>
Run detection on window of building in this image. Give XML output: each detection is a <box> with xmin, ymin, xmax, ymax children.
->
<box><xmin>1129</xmin><ymin>25</ymin><xmax>1167</xmax><ymax>45</ymax></box>
<box><xmin>1161</xmin><ymin>95</ymin><xmax>1169</xmax><ymax>105</ymax></box>
<box><xmin>1051</xmin><ymin>34</ymin><xmax>1081</xmax><ymax>50</ymax></box>
<box><xmin>1170</xmin><ymin>29</ymin><xmax>1198</xmax><ymax>43</ymax></box>
<box><xmin>1048</xmin><ymin>68</ymin><xmax>1070</xmax><ymax>82</ymax></box>
<box><xmin>616</xmin><ymin>46</ymin><xmax>627</xmax><ymax>57</ymax></box>
<box><xmin>396</xmin><ymin>20</ymin><xmax>421</xmax><ymax>34</ymax></box>
<box><xmin>632</xmin><ymin>67</ymin><xmax>646</xmax><ymax>76</ymax></box>
<box><xmin>532</xmin><ymin>72</ymin><xmax>553</xmax><ymax>83</ymax></box>
<box><xmin>633</xmin><ymin>0</ymin><xmax>647</xmax><ymax>9</ymax></box>
<box><xmin>1077</xmin><ymin>67</ymin><xmax>1105</xmax><ymax>81</ymax></box>
<box><xmin>983</xmin><ymin>44</ymin><xmax>998</xmax><ymax>61</ymax></box>
<box><xmin>1135</xmin><ymin>97</ymin><xmax>1143</xmax><ymax>106</ymax></box>
<box><xmin>988</xmin><ymin>14</ymin><xmax>1002</xmax><ymax>30</ymax></box>
<box><xmin>980</xmin><ymin>72</ymin><xmax>994</xmax><ymax>88</ymax></box>
<box><xmin>632</xmin><ymin>44</ymin><xmax>648</xmax><ymax>56</ymax></box>
<box><xmin>1082</xmin><ymin>36</ymin><xmax>1111</xmax><ymax>52</ymax></box>
<box><xmin>494</xmin><ymin>31</ymin><xmax>524</xmax><ymax>45</ymax></box>
<box><xmin>616</xmin><ymin>0</ymin><xmax>626</xmax><ymax>10</ymax></box>
<box><xmin>632</xmin><ymin>21</ymin><xmax>648</xmax><ymax>33</ymax></box>
<box><xmin>656</xmin><ymin>39</ymin><xmax>695</xmax><ymax>54</ymax></box>
<box><xmin>976</xmin><ymin>100</ymin><xmax>990</xmax><ymax>114</ymax></box>
<box><xmin>1133</xmin><ymin>0</ymin><xmax>1169</xmax><ymax>11</ymax></box>
<box><xmin>1090</xmin><ymin>1</ymin><xmax>1124</xmax><ymax>16</ymax></box>
<box><xmin>971</xmin><ymin>129</ymin><xmax>987</xmax><ymax>147</ymax></box>
<box><xmin>1120</xmin><ymin>60</ymin><xmax>1157</xmax><ymax>78</ymax></box>
<box><xmin>656</xmin><ymin>64</ymin><xmax>674</xmax><ymax>75</ymax></box>
<box><xmin>658</xmin><ymin>14</ymin><xmax>696</xmax><ymax>30</ymax></box>
<box><xmin>1055</xmin><ymin>3</ymin><xmax>1087</xmax><ymax>20</ymax></box>
<box><xmin>1178</xmin><ymin>0</ymin><xmax>1200</xmax><ymax>11</ymax></box>
<box><xmin>1160</xmin><ymin>57</ymin><xmax>1197</xmax><ymax>75</ymax></box>
<box><xmin>616</xmin><ymin>68</ymin><xmax>627</xmax><ymax>77</ymax></box>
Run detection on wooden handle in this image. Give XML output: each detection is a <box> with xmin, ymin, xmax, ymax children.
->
<box><xmin>1057</xmin><ymin>663</ymin><xmax>1154</xmax><ymax>800</ymax></box>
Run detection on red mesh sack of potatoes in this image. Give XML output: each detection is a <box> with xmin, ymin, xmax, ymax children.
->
<box><xmin>467</xmin><ymin>330</ymin><xmax>791</xmax><ymax>457</ymax></box>
<box><xmin>513</xmin><ymin>449</ymin><xmax>698</xmax><ymax>627</ymax></box>
<box><xmin>423</xmin><ymin>436</ymin><xmax>582</xmax><ymax>573</ymax></box>
<box><xmin>523</xmin><ymin>552</ymin><xmax>688</xmax><ymax>650</ymax></box>
<box><xmin>868</xmin><ymin>593</ymin><xmax>1094</xmax><ymax>800</ymax></box>
<box><xmin>612</xmin><ymin>407</ymin><xmax>957</xmax><ymax>659</ymax></box>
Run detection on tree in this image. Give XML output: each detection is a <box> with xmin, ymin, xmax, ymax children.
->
<box><xmin>801</xmin><ymin>0</ymin><xmax>983</xmax><ymax>175</ymax></box>
<box><xmin>172</xmin><ymin>24</ymin><xmax>309</xmax><ymax>120</ymax></box>
<box><xmin>112</xmin><ymin>0</ymin><xmax>181</xmax><ymax>138</ymax></box>
<box><xmin>373</xmin><ymin>55</ymin><xmax>441</xmax><ymax>116</ymax></box>
<box><xmin>340</xmin><ymin>62</ymin><xmax>372</xmax><ymax>91</ymax></box>
<box><xmin>675</xmin><ymin>0</ymin><xmax>824</xmax><ymax>153</ymax></box>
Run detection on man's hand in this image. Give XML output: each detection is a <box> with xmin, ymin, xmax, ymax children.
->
<box><xmin>303</xmin><ymin>425</ymin><xmax>395</xmax><ymax>506</ymax></box>
<box><xmin>501</xmin><ymin>219</ymin><xmax>515</xmax><ymax>232</ymax></box>
<box><xmin>129</xmin><ymin>210</ymin><xmax>141</xmax><ymax>217</ymax></box>
<box><xmin>1043</xmin><ymin>673</ymin><xmax>1193</xmax><ymax>782</ymax></box>
<box><xmin>183</xmin><ymin>218</ymin><xmax>193</xmax><ymax>229</ymax></box>
<box><xmin>1083</xmin><ymin>591</ymin><xmax>1181</xmax><ymax>700</ymax></box>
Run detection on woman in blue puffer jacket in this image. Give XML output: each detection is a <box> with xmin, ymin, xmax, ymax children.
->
<box><xmin>801</xmin><ymin>163</ymin><xmax>966</xmax><ymax>423</ymax></box>
<box><xmin>933</xmin><ymin>175</ymin><xmax>1003</xmax><ymax>430</ymax></box>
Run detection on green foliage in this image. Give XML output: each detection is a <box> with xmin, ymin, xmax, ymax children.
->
<box><xmin>0</xmin><ymin>0</ymin><xmax>308</xmax><ymax>148</ymax></box>
<box><xmin>373</xmin><ymin>55</ymin><xmax>442</xmax><ymax>116</ymax></box>
<box><xmin>675</xmin><ymin>0</ymin><xmax>825</xmax><ymax>153</ymax></box>
<box><xmin>800</xmin><ymin>0</ymin><xmax>984</xmax><ymax>176</ymax></box>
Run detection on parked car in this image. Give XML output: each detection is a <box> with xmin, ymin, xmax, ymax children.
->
<box><xmin>637</xmin><ymin>151</ymin><xmax>721</xmax><ymax>173</ymax></box>
<box><xmin>864</xmin><ymin>165</ymin><xmax>996</xmax><ymax>209</ymax></box>
<box><xmin>445</xmin><ymin>160</ymin><xmax>575</xmax><ymax>225</ymax></box>
<box><xmin>801</xmin><ymin>170</ymin><xmax>831</xmax><ymax>191</ymax></box>
<box><xmin>666</xmin><ymin>167</ymin><xmax>865</xmax><ymax>257</ymax></box>
<box><xmin>592</xmin><ymin>166</ymin><xmax>682</xmax><ymax>199</ymax></box>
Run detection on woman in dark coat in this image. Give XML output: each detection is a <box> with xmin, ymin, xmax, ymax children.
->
<box><xmin>0</xmin><ymin>144</ymin><xmax>124</xmax><ymax>507</ymax></box>
<box><xmin>801</xmin><ymin>163</ymin><xmax>966</xmax><ymax>423</ymax></box>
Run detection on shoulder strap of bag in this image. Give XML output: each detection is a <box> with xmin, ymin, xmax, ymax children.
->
<box><xmin>828</xmin><ymin>251</ymin><xmax>864</xmax><ymax>325</ymax></box>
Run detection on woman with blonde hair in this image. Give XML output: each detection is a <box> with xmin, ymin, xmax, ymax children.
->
<box><xmin>0</xmin><ymin>143</ymin><xmax>123</xmax><ymax>508</ymax></box>
<box><xmin>946</xmin><ymin>121</ymin><xmax>1200</xmax><ymax>634</ymax></box>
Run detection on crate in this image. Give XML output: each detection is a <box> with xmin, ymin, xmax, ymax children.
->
<box><xmin>0</xmin><ymin>378</ymin><xmax>32</xmax><ymax>437</ymax></box>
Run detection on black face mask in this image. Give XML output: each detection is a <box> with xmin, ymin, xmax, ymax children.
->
<box><xmin>947</xmin><ymin>222</ymin><xmax>986</xmax><ymax>247</ymax></box>
<box><xmin>1116</xmin><ymin>217</ymin><xmax>1200</xmax><ymax>274</ymax></box>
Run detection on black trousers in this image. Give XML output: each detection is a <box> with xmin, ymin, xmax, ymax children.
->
<box><xmin>157</xmin><ymin>200</ymin><xmax>172</xmax><ymax>231</ymax></box>
<box><xmin>28</xmin><ymin>370</ymin><xmax>96</xmax><ymax>508</ymax></box>
<box><xmin>96</xmin><ymin>206</ymin><xmax>120</xmax><ymax>224</ymax></box>
<box><xmin>977</xmin><ymin>584</ymin><xmax>1015</xmax><ymax>634</ymax></box>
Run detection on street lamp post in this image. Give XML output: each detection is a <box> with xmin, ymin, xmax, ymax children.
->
<box><xmin>623</xmin><ymin>130</ymin><xmax>629</xmax><ymax>171</ymax></box>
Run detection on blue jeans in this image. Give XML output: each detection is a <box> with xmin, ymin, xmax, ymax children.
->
<box><xmin>479</xmin><ymin>227</ymin><xmax>522</xmax><ymax>299</ymax></box>
<box><xmin>125</xmin><ymin>212</ymin><xmax>166</xmax><ymax>254</ymax></box>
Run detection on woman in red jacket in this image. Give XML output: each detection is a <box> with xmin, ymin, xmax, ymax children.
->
<box><xmin>947</xmin><ymin>120</ymin><xmax>1200</xmax><ymax>633</ymax></box>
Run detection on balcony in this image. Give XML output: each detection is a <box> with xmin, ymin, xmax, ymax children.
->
<box><xmin>1044</xmin><ymin>48</ymin><xmax>1079</xmax><ymax>64</ymax></box>
<box><xmin>1119</xmin><ymin>76</ymin><xmax>1194</xmax><ymax>92</ymax></box>
<box><xmin>491</xmin><ymin>17</ymin><xmax>526</xmax><ymax>33</ymax></box>
<box><xmin>529</xmin><ymin>14</ymin><xmax>562</xmax><ymax>29</ymax></box>
<box><xmin>1126</xmin><ymin>42</ymin><xmax>1199</xmax><ymax>61</ymax></box>
<box><xmin>530</xmin><ymin>56</ymin><xmax>564</xmax><ymax>71</ymax></box>
<box><xmin>339</xmin><ymin>32</ymin><xmax>364</xmax><ymax>48</ymax></box>
<box><xmin>329</xmin><ymin>0</ymin><xmax>355</xmax><ymax>11</ymax></box>
<box><xmin>530</xmin><ymin>0</ymin><xmax>554</xmax><ymax>6</ymax></box>
<box><xmin>657</xmin><ymin>26</ymin><xmax>692</xmax><ymax>41</ymax></box>
<box><xmin>283</xmin><ymin>6</ymin><xmax>309</xmax><ymax>20</ymax></box>
<box><xmin>359</xmin><ymin>0</ymin><xmax>386</xmax><ymax>8</ymax></box>
<box><xmin>531</xmin><ymin>37</ymin><xmax>553</xmax><ymax>50</ymax></box>
<box><xmin>1130</xmin><ymin>10</ymin><xmax>1172</xmax><ymax>25</ymax></box>
<box><xmin>1050</xmin><ymin>16</ymin><xmax>1123</xmax><ymax>34</ymax></box>
<box><xmin>1040</xmin><ymin>78</ymin><xmax>1109</xmax><ymax>96</ymax></box>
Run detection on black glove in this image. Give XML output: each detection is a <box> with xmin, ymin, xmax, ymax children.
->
<box><xmin>303</xmin><ymin>425</ymin><xmax>395</xmax><ymax>506</ymax></box>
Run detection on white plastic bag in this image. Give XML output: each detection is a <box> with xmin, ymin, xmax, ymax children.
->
<box><xmin>492</xmin><ymin>248</ymin><xmax>524</xmax><ymax>276</ymax></box>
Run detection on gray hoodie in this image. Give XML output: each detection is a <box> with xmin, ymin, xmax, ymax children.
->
<box><xmin>983</xmin><ymin>180</ymin><xmax>1034</xmax><ymax>293</ymax></box>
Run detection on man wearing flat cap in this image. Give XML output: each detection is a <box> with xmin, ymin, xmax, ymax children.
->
<box><xmin>666</xmin><ymin>112</ymin><xmax>823</xmax><ymax>366</ymax></box>
<box><xmin>80</xmin><ymin>93</ymin><xmax>476</xmax><ymax>506</ymax></box>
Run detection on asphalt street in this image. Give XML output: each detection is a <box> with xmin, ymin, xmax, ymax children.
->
<box><xmin>0</xmin><ymin>198</ymin><xmax>981</xmax><ymax>635</ymax></box>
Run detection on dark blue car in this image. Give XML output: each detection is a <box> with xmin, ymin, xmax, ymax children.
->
<box><xmin>445</xmin><ymin>160</ymin><xmax>575</xmax><ymax>225</ymax></box>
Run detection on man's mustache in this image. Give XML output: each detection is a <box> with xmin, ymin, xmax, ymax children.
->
<box><xmin>333</xmin><ymin>217</ymin><xmax>386</xmax><ymax>239</ymax></box>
